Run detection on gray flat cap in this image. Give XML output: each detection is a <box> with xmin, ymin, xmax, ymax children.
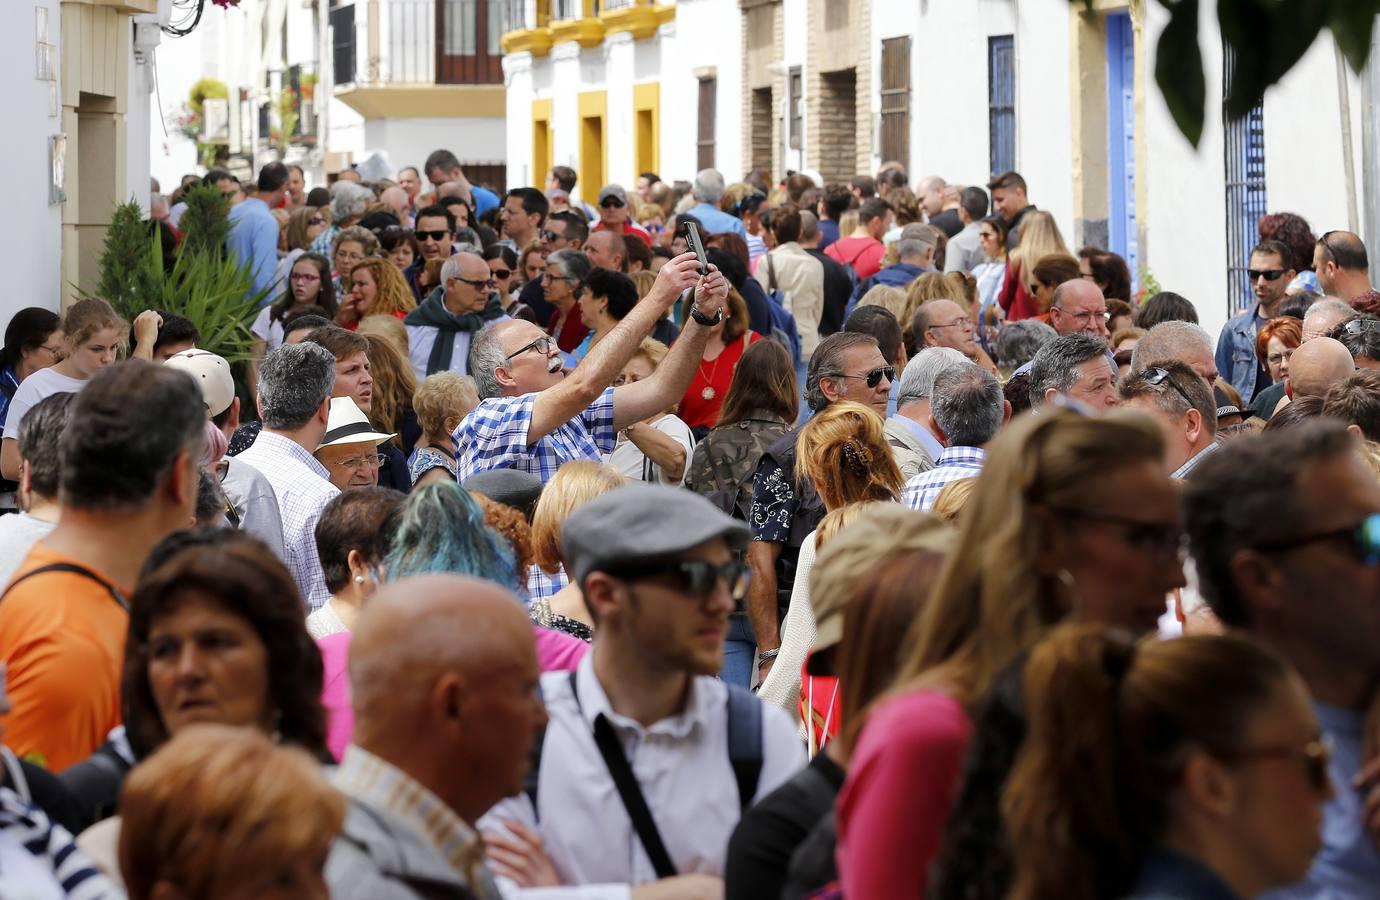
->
<box><xmin>562</xmin><ymin>484</ymin><xmax>749</xmax><ymax>585</ymax></box>
<box><xmin>462</xmin><ymin>468</ymin><xmax>544</xmax><ymax>519</ymax></box>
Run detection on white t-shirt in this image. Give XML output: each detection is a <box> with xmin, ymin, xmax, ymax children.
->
<box><xmin>251</xmin><ymin>305</ymin><xmax>286</xmax><ymax>351</ymax></box>
<box><xmin>1</xmin><ymin>368</ymin><xmax>86</xmax><ymax>441</ymax></box>
<box><xmin>605</xmin><ymin>414</ymin><xmax>695</xmax><ymax>485</ymax></box>
<box><xmin>0</xmin><ymin>513</ymin><xmax>57</xmax><ymax>588</ymax></box>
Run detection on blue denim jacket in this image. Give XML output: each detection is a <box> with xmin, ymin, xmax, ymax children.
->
<box><xmin>1215</xmin><ymin>302</ymin><xmax>1264</xmax><ymax>401</ymax></box>
<box><xmin>1127</xmin><ymin>849</ymin><xmax>1240</xmax><ymax>900</ymax></box>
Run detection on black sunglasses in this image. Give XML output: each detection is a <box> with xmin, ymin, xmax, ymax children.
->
<box><xmin>1253</xmin><ymin>511</ymin><xmax>1380</xmax><ymax>566</ymax></box>
<box><xmin>416</xmin><ymin>230</ymin><xmax>451</xmax><ymax>242</ymax></box>
<box><xmin>827</xmin><ymin>365</ymin><xmax>896</xmax><ymax>389</ymax></box>
<box><xmin>609</xmin><ymin>559</ymin><xmax>750</xmax><ymax>601</ymax></box>
<box><xmin>490</xmin><ymin>268</ymin><xmax>512</xmax><ymax>279</ymax></box>
<box><xmin>600</xmin><ymin>197</ymin><xmax>626</xmax><ymax>209</ymax></box>
<box><xmin>1217</xmin><ymin>738</ymin><xmax>1333</xmax><ymax>795</ymax></box>
<box><xmin>1247</xmin><ymin>268</ymin><xmax>1287</xmax><ymax>282</ymax></box>
<box><xmin>451</xmin><ymin>275</ymin><xmax>495</xmax><ymax>290</ymax></box>
<box><xmin>542</xmin><ymin>229</ymin><xmax>564</xmax><ymax>242</ymax></box>
<box><xmin>1139</xmin><ymin>365</ymin><xmax>1197</xmax><ymax>411</ymax></box>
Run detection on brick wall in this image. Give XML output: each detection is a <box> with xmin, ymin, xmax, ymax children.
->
<box><xmin>739</xmin><ymin>0</ymin><xmax>783</xmax><ymax>180</ymax></box>
<box><xmin>805</xmin><ymin>0</ymin><xmax>871</xmax><ymax>182</ymax></box>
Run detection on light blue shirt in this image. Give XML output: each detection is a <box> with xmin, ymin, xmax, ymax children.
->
<box><xmin>227</xmin><ymin>197</ymin><xmax>281</xmax><ymax>304</ymax></box>
<box><xmin>472</xmin><ymin>185</ymin><xmax>500</xmax><ymax>216</ymax></box>
<box><xmin>892</xmin><ymin>412</ymin><xmax>944</xmax><ymax>462</ymax></box>
<box><xmin>687</xmin><ymin>203</ymin><xmax>747</xmax><ymax>239</ymax></box>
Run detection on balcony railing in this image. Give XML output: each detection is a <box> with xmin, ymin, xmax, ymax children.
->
<box><xmin>332</xmin><ymin>0</ymin><xmax>507</xmax><ymax>88</ymax></box>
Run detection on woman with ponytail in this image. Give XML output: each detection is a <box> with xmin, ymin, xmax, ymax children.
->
<box><xmin>757</xmin><ymin>401</ymin><xmax>903</xmax><ymax>719</ymax></box>
<box><xmin>836</xmin><ymin>407</ymin><xmax>1188</xmax><ymax>898</ymax></box>
<box><xmin>1005</xmin><ymin>624</ymin><xmax>1327</xmax><ymax>900</ymax></box>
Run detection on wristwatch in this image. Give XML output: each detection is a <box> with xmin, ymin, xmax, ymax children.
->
<box><xmin>689</xmin><ymin>303</ymin><xmax>724</xmax><ymax>327</ymax></box>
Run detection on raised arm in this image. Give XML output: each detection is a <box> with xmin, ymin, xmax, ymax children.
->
<box><xmin>526</xmin><ymin>253</ymin><xmax>704</xmax><ymax>443</ymax></box>
<box><xmin>611</xmin><ymin>267</ymin><xmax>729</xmax><ymax>430</ymax></box>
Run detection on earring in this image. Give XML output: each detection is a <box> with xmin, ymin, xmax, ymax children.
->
<box><xmin>354</xmin><ymin>575</ymin><xmax>366</xmax><ymax>585</ymax></box>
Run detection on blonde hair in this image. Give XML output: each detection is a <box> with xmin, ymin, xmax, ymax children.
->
<box><xmin>413</xmin><ymin>371</ymin><xmax>480</xmax><ymax>441</ymax></box>
<box><xmin>358</xmin><ymin>313</ymin><xmax>409</xmax><ymax>357</ymax></box>
<box><xmin>286</xmin><ymin>205</ymin><xmax>325</xmax><ymax>251</ymax></box>
<box><xmin>1010</xmin><ymin>211</ymin><xmax>1069</xmax><ymax>290</ymax></box>
<box><xmin>350</xmin><ymin>256</ymin><xmax>417</xmax><ymax>318</ymax></box>
<box><xmin>930</xmin><ymin>477</ymin><xmax>977</xmax><ymax>524</ymax></box>
<box><xmin>118</xmin><ymin>725</ymin><xmax>345</xmax><ymax>900</ymax></box>
<box><xmin>531</xmin><ymin>461</ymin><xmax>626</xmax><ymax>573</ymax></box>
<box><xmin>62</xmin><ymin>297</ymin><xmax>128</xmax><ymax>350</ymax></box>
<box><xmin>631</xmin><ymin>270</ymin><xmax>657</xmax><ymax>300</ymax></box>
<box><xmin>898</xmin><ymin>409</ymin><xmax>1165</xmax><ymax>709</ymax></box>
<box><xmin>839</xmin><ymin>208</ymin><xmax>859</xmax><ymax>237</ymax></box>
<box><xmin>517</xmin><ymin>240</ymin><xmax>545</xmax><ymax>286</ymax></box>
<box><xmin>361</xmin><ymin>332</ymin><xmax>416</xmax><ymax>442</ymax></box>
<box><xmin>795</xmin><ymin>401</ymin><xmax>903</xmax><ymax>510</ymax></box>
<box><xmin>856</xmin><ymin>285</ymin><xmax>908</xmax><ymax>323</ymax></box>
<box><xmin>814</xmin><ymin>500</ymin><xmax>890</xmax><ymax>552</ymax></box>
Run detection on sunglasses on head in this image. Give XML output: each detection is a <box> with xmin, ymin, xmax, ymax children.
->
<box><xmin>1139</xmin><ymin>365</ymin><xmax>1197</xmax><ymax>410</ymax></box>
<box><xmin>828</xmin><ymin>365</ymin><xmax>896</xmax><ymax>389</ymax></box>
<box><xmin>308</xmin><ymin>217</ymin><xmax>325</xmax><ymax>226</ymax></box>
<box><xmin>416</xmin><ymin>230</ymin><xmax>451</xmax><ymax>242</ymax></box>
<box><xmin>1247</xmin><ymin>268</ymin><xmax>1287</xmax><ymax>281</ymax></box>
<box><xmin>608</xmin><ymin>559</ymin><xmax>751</xmax><ymax>601</ymax></box>
<box><xmin>1342</xmin><ymin>317</ymin><xmax>1380</xmax><ymax>336</ymax></box>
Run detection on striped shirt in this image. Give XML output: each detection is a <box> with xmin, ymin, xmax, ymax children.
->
<box><xmin>235</xmin><ymin>430</ymin><xmax>339</xmax><ymax>609</ymax></box>
<box><xmin>453</xmin><ymin>387</ymin><xmax>618</xmax><ymax>484</ymax></box>
<box><xmin>0</xmin><ymin>787</ymin><xmax>119</xmax><ymax>899</ymax></box>
<box><xmin>901</xmin><ymin>446</ymin><xmax>987</xmax><ymax>511</ymax></box>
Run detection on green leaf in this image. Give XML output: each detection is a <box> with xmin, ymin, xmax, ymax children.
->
<box><xmin>1155</xmin><ymin>0</ymin><xmax>1207</xmax><ymax>147</ymax></box>
<box><xmin>1330</xmin><ymin>0</ymin><xmax>1380</xmax><ymax>72</ymax></box>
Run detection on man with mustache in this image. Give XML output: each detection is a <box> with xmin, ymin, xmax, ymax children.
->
<box><xmin>456</xmin><ymin>253</ymin><xmax>728</xmax><ymax>483</ymax></box>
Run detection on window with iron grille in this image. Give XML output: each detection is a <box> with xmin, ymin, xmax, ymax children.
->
<box><xmin>988</xmin><ymin>35</ymin><xmax>1015</xmax><ymax>176</ymax></box>
<box><xmin>1223</xmin><ymin>44</ymin><xmax>1267</xmax><ymax>316</ymax></box>
<box><xmin>789</xmin><ymin>67</ymin><xmax>802</xmax><ymax>151</ymax></box>
<box><xmin>697</xmin><ymin>77</ymin><xmax>717</xmax><ymax>171</ymax></box>
<box><xmin>330</xmin><ymin>3</ymin><xmax>356</xmax><ymax>87</ymax></box>
<box><xmin>880</xmin><ymin>37</ymin><xmax>911</xmax><ymax>166</ymax></box>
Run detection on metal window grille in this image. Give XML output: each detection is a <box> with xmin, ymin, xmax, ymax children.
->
<box><xmin>1224</xmin><ymin>44</ymin><xmax>1267</xmax><ymax>316</ymax></box>
<box><xmin>788</xmin><ymin>68</ymin><xmax>802</xmax><ymax>151</ymax></box>
<box><xmin>988</xmin><ymin>35</ymin><xmax>1015</xmax><ymax>176</ymax></box>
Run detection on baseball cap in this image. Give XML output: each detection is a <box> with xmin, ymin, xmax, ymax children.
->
<box><xmin>165</xmin><ymin>348</ymin><xmax>234</xmax><ymax>418</ymax></box>
<box><xmin>598</xmin><ymin>184</ymin><xmax>628</xmax><ymax>206</ymax></box>
<box><xmin>562</xmin><ymin>484</ymin><xmax>748</xmax><ymax>586</ymax></box>
<box><xmin>318</xmin><ymin>397</ymin><xmax>396</xmax><ymax>448</ymax></box>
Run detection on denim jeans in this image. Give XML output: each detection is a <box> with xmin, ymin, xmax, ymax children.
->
<box><xmin>720</xmin><ymin>614</ymin><xmax>756</xmax><ymax>689</ymax></box>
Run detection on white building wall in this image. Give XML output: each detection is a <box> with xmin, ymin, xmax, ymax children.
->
<box><xmin>363</xmin><ymin>116</ymin><xmax>506</xmax><ymax>171</ymax></box>
<box><xmin>504</xmin><ymin>53</ymin><xmax>537</xmax><ymax>188</ymax></box>
<box><xmin>3</xmin><ymin>0</ymin><xmax>64</xmax><ymax>320</ymax></box>
<box><xmin>780</xmin><ymin>0</ymin><xmax>806</xmax><ymax>176</ymax></box>
<box><xmin>605</xmin><ymin>33</ymin><xmax>637</xmax><ymax>186</ymax></box>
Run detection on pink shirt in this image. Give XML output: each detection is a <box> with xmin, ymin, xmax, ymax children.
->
<box><xmin>835</xmin><ymin>689</ymin><xmax>972</xmax><ymax>899</ymax></box>
<box><xmin>318</xmin><ymin>624</ymin><xmax>590</xmax><ymax>761</ymax></box>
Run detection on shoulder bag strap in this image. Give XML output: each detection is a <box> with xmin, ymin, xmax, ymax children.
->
<box><xmin>767</xmin><ymin>253</ymin><xmax>778</xmax><ymax>295</ymax></box>
<box><xmin>569</xmin><ymin>669</ymin><xmax>678</xmax><ymax>878</ymax></box>
<box><xmin>1</xmin><ymin>562</ymin><xmax>128</xmax><ymax>611</ymax></box>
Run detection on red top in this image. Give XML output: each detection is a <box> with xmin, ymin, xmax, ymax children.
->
<box><xmin>825</xmin><ymin>236</ymin><xmax>887</xmax><ymax>281</ymax></box>
<box><xmin>547</xmin><ymin>308</ymin><xmax>591</xmax><ymax>353</ymax></box>
<box><xmin>836</xmin><ymin>690</ymin><xmax>973</xmax><ymax>899</ymax></box>
<box><xmin>594</xmin><ymin>219</ymin><xmax>653</xmax><ymax>246</ymax></box>
<box><xmin>998</xmin><ymin>259</ymin><xmax>1040</xmax><ymax>321</ymax></box>
<box><xmin>678</xmin><ymin>331</ymin><xmax>761</xmax><ymax>429</ymax></box>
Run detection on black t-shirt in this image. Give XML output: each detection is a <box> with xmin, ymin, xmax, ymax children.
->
<box><xmin>724</xmin><ymin>752</ymin><xmax>845</xmax><ymax>900</ymax></box>
<box><xmin>519</xmin><ymin>277</ymin><xmax>557</xmax><ymax>325</ymax></box>
<box><xmin>806</xmin><ymin>249</ymin><xmax>854</xmax><ymax>337</ymax></box>
<box><xmin>929</xmin><ymin>208</ymin><xmax>964</xmax><ymax>239</ymax></box>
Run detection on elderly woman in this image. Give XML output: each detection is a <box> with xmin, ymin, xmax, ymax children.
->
<box><xmin>69</xmin><ymin>532</ymin><xmax>330</xmax><ymax>881</ymax></box>
<box><xmin>118</xmin><ymin>726</ymin><xmax>345</xmax><ymax>900</ymax></box>
<box><xmin>307</xmin><ymin>487</ymin><xmax>407</xmax><ymax>640</ymax></box>
<box><xmin>542</xmin><ymin>248</ymin><xmax>594</xmax><ymax>353</ymax></box>
<box><xmin>605</xmin><ymin>338</ymin><xmax>696</xmax><ymax>484</ymax></box>
<box><xmin>410</xmin><ymin>371</ymin><xmax>479</xmax><ymax>486</ymax></box>
<box><xmin>312</xmin><ymin>180</ymin><xmax>375</xmax><ymax>257</ymax></box>
<box><xmin>330</xmin><ymin>225</ymin><xmax>381</xmax><ymax>298</ymax></box>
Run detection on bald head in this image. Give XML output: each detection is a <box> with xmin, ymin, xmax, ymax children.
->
<box><xmin>1051</xmin><ymin>278</ymin><xmax>1102</xmax><ymax>312</ymax></box>
<box><xmin>1289</xmin><ymin>337</ymin><xmax>1357</xmax><ymax>399</ymax></box>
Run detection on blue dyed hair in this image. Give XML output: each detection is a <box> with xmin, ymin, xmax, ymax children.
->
<box><xmin>383</xmin><ymin>482</ymin><xmax>518</xmax><ymax>591</ymax></box>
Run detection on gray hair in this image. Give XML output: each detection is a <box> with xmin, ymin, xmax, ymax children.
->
<box><xmin>17</xmin><ymin>391</ymin><xmax>75</xmax><ymax>499</ymax></box>
<box><xmin>805</xmin><ymin>332</ymin><xmax>879</xmax><ymax>412</ymax></box>
<box><xmin>332</xmin><ymin>224</ymin><xmax>380</xmax><ymax>260</ymax></box>
<box><xmin>896</xmin><ymin>236</ymin><xmax>935</xmax><ymax>261</ymax></box>
<box><xmin>1304</xmin><ymin>298</ymin><xmax>1356</xmax><ymax>331</ymax></box>
<box><xmin>1028</xmin><ymin>334</ymin><xmax>1110</xmax><ymax>407</ymax></box>
<box><xmin>932</xmin><ymin>366</ymin><xmax>1003</xmax><ymax>447</ymax></box>
<box><xmin>547</xmin><ymin>248</ymin><xmax>592</xmax><ymax>291</ymax></box>
<box><xmin>996</xmin><ymin>319</ymin><xmax>1057</xmax><ymax>372</ymax></box>
<box><xmin>330</xmin><ymin>181</ymin><xmax>375</xmax><ymax>223</ymax></box>
<box><xmin>896</xmin><ymin>347</ymin><xmax>969</xmax><ymax>406</ymax></box>
<box><xmin>800</xmin><ymin>210</ymin><xmax>820</xmax><ymax>241</ymax></box>
<box><xmin>440</xmin><ymin>251</ymin><xmax>485</xmax><ymax>285</ymax></box>
<box><xmin>454</xmin><ymin>226</ymin><xmax>482</xmax><ymax>253</ymax></box>
<box><xmin>258</xmin><ymin>342</ymin><xmax>337</xmax><ymax>430</ymax></box>
<box><xmin>1128</xmin><ymin>320</ymin><xmax>1212</xmax><ymax>373</ymax></box>
<box><xmin>693</xmin><ymin>168</ymin><xmax>726</xmax><ymax>203</ymax></box>
<box><xmin>469</xmin><ymin>321</ymin><xmax>510</xmax><ymax>400</ymax></box>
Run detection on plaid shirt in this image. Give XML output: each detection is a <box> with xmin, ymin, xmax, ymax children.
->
<box><xmin>235</xmin><ymin>430</ymin><xmax>339</xmax><ymax>609</ymax></box>
<box><xmin>901</xmin><ymin>446</ymin><xmax>987</xmax><ymax>511</ymax></box>
<box><xmin>453</xmin><ymin>387</ymin><xmax>618</xmax><ymax>484</ymax></box>
<box><xmin>1171</xmin><ymin>440</ymin><xmax>1219</xmax><ymax>481</ymax></box>
<box><xmin>526</xmin><ymin>562</ymin><xmax>569</xmax><ymax>602</ymax></box>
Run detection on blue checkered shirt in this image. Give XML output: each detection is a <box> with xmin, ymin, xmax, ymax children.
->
<box><xmin>900</xmin><ymin>446</ymin><xmax>987</xmax><ymax>511</ymax></box>
<box><xmin>235</xmin><ymin>430</ymin><xmax>339</xmax><ymax>609</ymax></box>
<box><xmin>453</xmin><ymin>387</ymin><xmax>618</xmax><ymax>484</ymax></box>
<box><xmin>526</xmin><ymin>563</ymin><xmax>569</xmax><ymax>602</ymax></box>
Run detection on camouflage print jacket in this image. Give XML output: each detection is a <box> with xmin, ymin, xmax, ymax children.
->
<box><xmin>684</xmin><ymin>411</ymin><xmax>793</xmax><ymax>520</ymax></box>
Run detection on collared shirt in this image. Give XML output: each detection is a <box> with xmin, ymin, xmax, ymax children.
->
<box><xmin>235</xmin><ymin>429</ymin><xmax>339</xmax><ymax>608</ymax></box>
<box><xmin>944</xmin><ymin>220</ymin><xmax>984</xmax><ymax>274</ymax></box>
<box><xmin>901</xmin><ymin>446</ymin><xmax>987</xmax><ymax>511</ymax></box>
<box><xmin>0</xmin><ymin>786</ymin><xmax>117</xmax><ymax>899</ymax></box>
<box><xmin>1171</xmin><ymin>440</ymin><xmax>1219</xmax><ymax>481</ymax></box>
<box><xmin>333</xmin><ymin>744</ymin><xmax>496</xmax><ymax>894</ymax></box>
<box><xmin>892</xmin><ymin>413</ymin><xmax>945</xmax><ymax>464</ymax></box>
<box><xmin>406</xmin><ymin>323</ymin><xmax>478</xmax><ymax>382</ymax></box>
<box><xmin>453</xmin><ymin>387</ymin><xmax>617</xmax><ymax>484</ymax></box>
<box><xmin>526</xmin><ymin>562</ymin><xmax>569</xmax><ymax>602</ymax></box>
<box><xmin>686</xmin><ymin>203</ymin><xmax>747</xmax><ymax>239</ymax></box>
<box><xmin>479</xmin><ymin>654</ymin><xmax>804</xmax><ymax>895</ymax></box>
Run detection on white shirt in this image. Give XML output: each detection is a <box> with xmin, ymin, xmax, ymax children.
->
<box><xmin>480</xmin><ymin>654</ymin><xmax>805</xmax><ymax>897</ymax></box>
<box><xmin>757</xmin><ymin>530</ymin><xmax>817</xmax><ymax>722</ymax></box>
<box><xmin>2</xmin><ymin>369</ymin><xmax>86</xmax><ymax>441</ymax></box>
<box><xmin>604</xmin><ymin>415</ymin><xmax>695</xmax><ymax>485</ymax></box>
<box><xmin>235</xmin><ymin>430</ymin><xmax>339</xmax><ymax>609</ymax></box>
<box><xmin>407</xmin><ymin>324</ymin><xmax>478</xmax><ymax>383</ymax></box>
<box><xmin>0</xmin><ymin>513</ymin><xmax>57</xmax><ymax>589</ymax></box>
<box><xmin>251</xmin><ymin>305</ymin><xmax>286</xmax><ymax>352</ymax></box>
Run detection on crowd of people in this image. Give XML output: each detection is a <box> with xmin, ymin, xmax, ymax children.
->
<box><xmin>0</xmin><ymin>151</ymin><xmax>1377</xmax><ymax>899</ymax></box>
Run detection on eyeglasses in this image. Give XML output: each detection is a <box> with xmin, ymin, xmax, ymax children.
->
<box><xmin>505</xmin><ymin>335</ymin><xmax>557</xmax><ymax>361</ymax></box>
<box><xmin>612</xmin><ymin>371</ymin><xmax>644</xmax><ymax>387</ymax></box>
<box><xmin>490</xmin><ymin>269</ymin><xmax>512</xmax><ymax>280</ymax></box>
<box><xmin>290</xmin><ymin>272</ymin><xmax>321</xmax><ymax>282</ymax></box>
<box><xmin>600</xmin><ymin>197</ymin><xmax>626</xmax><ymax>209</ymax></box>
<box><xmin>416</xmin><ymin>230</ymin><xmax>451</xmax><ymax>242</ymax></box>
<box><xmin>1253</xmin><ymin>511</ymin><xmax>1380</xmax><ymax>566</ymax></box>
<box><xmin>1342</xmin><ymin>317</ymin><xmax>1380</xmax><ymax>336</ymax></box>
<box><xmin>308</xmin><ymin>217</ymin><xmax>325</xmax><ymax>226</ymax></box>
<box><xmin>36</xmin><ymin>343</ymin><xmax>62</xmax><ymax>356</ymax></box>
<box><xmin>1216</xmin><ymin>738</ymin><xmax>1333</xmax><ymax>795</ymax></box>
<box><xmin>1056</xmin><ymin>307</ymin><xmax>1111</xmax><ymax>324</ymax></box>
<box><xmin>826</xmin><ymin>365</ymin><xmax>896</xmax><ymax>389</ymax></box>
<box><xmin>1247</xmin><ymin>268</ymin><xmax>1288</xmax><ymax>282</ymax></box>
<box><xmin>1267</xmin><ymin>348</ymin><xmax>1295</xmax><ymax>366</ymax></box>
<box><xmin>609</xmin><ymin>559</ymin><xmax>751</xmax><ymax>601</ymax></box>
<box><xmin>333</xmin><ymin>453</ymin><xmax>385</xmax><ymax>470</ymax></box>
<box><xmin>1051</xmin><ymin>508</ymin><xmax>1186</xmax><ymax>560</ymax></box>
<box><xmin>335</xmin><ymin>250</ymin><xmax>365</xmax><ymax>262</ymax></box>
<box><xmin>927</xmin><ymin>316</ymin><xmax>973</xmax><ymax>332</ymax></box>
<box><xmin>450</xmin><ymin>275</ymin><xmax>495</xmax><ymax>290</ymax></box>
<box><xmin>542</xmin><ymin>271</ymin><xmax>573</xmax><ymax>283</ymax></box>
<box><xmin>1139</xmin><ymin>365</ymin><xmax>1197</xmax><ymax>411</ymax></box>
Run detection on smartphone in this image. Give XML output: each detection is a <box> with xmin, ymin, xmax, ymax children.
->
<box><xmin>683</xmin><ymin>221</ymin><xmax>709</xmax><ymax>275</ymax></box>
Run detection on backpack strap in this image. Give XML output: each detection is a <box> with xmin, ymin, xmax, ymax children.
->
<box><xmin>1</xmin><ymin>562</ymin><xmax>128</xmax><ymax>612</ymax></box>
<box><xmin>766</xmin><ymin>254</ymin><xmax>778</xmax><ymax>295</ymax></box>
<box><xmin>724</xmin><ymin>684</ymin><xmax>764</xmax><ymax>811</ymax></box>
